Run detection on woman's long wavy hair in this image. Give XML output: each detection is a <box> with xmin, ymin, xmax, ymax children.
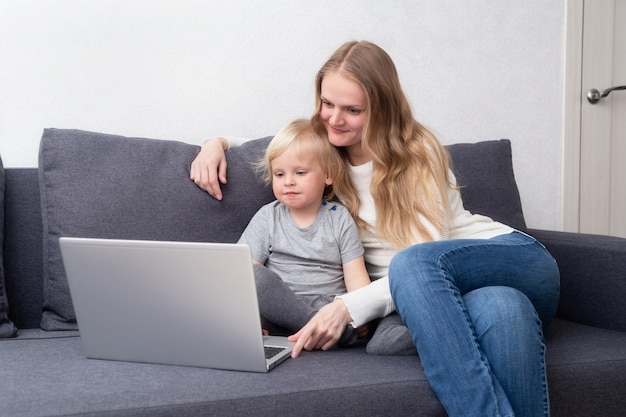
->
<box><xmin>311</xmin><ymin>41</ymin><xmax>453</xmax><ymax>248</ymax></box>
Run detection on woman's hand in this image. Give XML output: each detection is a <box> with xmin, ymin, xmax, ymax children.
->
<box><xmin>288</xmin><ymin>298</ymin><xmax>353</xmax><ymax>358</ymax></box>
<box><xmin>189</xmin><ymin>137</ymin><xmax>229</xmax><ymax>200</ymax></box>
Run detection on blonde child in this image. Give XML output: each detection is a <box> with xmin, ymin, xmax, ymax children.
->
<box><xmin>238</xmin><ymin>119</ymin><xmax>370</xmax><ymax>345</ymax></box>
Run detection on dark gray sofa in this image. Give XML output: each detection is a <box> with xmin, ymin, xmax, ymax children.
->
<box><xmin>1</xmin><ymin>129</ymin><xmax>625</xmax><ymax>417</ymax></box>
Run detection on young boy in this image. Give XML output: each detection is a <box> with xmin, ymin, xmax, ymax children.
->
<box><xmin>238</xmin><ymin>119</ymin><xmax>370</xmax><ymax>345</ymax></box>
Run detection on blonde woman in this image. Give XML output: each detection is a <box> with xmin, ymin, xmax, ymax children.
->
<box><xmin>190</xmin><ymin>41</ymin><xmax>559</xmax><ymax>417</ymax></box>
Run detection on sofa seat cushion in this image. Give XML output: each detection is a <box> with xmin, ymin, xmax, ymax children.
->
<box><xmin>544</xmin><ymin>319</ymin><xmax>626</xmax><ymax>416</ymax></box>
<box><xmin>38</xmin><ymin>129</ymin><xmax>274</xmax><ymax>330</ymax></box>
<box><xmin>0</xmin><ymin>336</ymin><xmax>442</xmax><ymax>417</ymax></box>
<box><xmin>1</xmin><ymin>318</ymin><xmax>625</xmax><ymax>417</ymax></box>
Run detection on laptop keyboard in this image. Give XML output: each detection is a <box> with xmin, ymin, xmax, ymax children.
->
<box><xmin>264</xmin><ymin>346</ymin><xmax>287</xmax><ymax>360</ymax></box>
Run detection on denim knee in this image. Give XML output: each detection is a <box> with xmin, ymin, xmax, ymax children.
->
<box><xmin>464</xmin><ymin>286</ymin><xmax>541</xmax><ymax>333</ymax></box>
<box><xmin>388</xmin><ymin>244</ymin><xmax>438</xmax><ymax>290</ymax></box>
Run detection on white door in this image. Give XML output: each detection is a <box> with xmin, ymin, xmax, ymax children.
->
<box><xmin>564</xmin><ymin>0</ymin><xmax>626</xmax><ymax>238</ymax></box>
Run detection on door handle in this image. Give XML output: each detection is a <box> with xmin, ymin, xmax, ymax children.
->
<box><xmin>587</xmin><ymin>85</ymin><xmax>626</xmax><ymax>104</ymax></box>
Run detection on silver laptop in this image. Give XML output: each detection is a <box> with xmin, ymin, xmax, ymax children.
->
<box><xmin>59</xmin><ymin>237</ymin><xmax>295</xmax><ymax>372</ymax></box>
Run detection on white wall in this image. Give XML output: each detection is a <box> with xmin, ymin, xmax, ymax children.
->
<box><xmin>0</xmin><ymin>0</ymin><xmax>565</xmax><ymax>230</ymax></box>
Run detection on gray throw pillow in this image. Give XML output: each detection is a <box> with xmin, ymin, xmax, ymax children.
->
<box><xmin>446</xmin><ymin>139</ymin><xmax>527</xmax><ymax>231</ymax></box>
<box><xmin>38</xmin><ymin>129</ymin><xmax>274</xmax><ymax>330</ymax></box>
<box><xmin>0</xmin><ymin>155</ymin><xmax>19</xmax><ymax>338</ymax></box>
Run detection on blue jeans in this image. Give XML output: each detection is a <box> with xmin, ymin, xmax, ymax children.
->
<box><xmin>389</xmin><ymin>231</ymin><xmax>560</xmax><ymax>417</ymax></box>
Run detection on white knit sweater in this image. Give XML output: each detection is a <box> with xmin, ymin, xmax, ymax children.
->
<box><xmin>337</xmin><ymin>161</ymin><xmax>514</xmax><ymax>327</ymax></box>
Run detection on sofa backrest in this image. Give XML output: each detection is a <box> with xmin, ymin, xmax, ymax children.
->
<box><xmin>4</xmin><ymin>168</ymin><xmax>44</xmax><ymax>329</ymax></box>
<box><xmin>37</xmin><ymin>129</ymin><xmax>275</xmax><ymax>330</ymax></box>
<box><xmin>2</xmin><ymin>130</ymin><xmax>526</xmax><ymax>331</ymax></box>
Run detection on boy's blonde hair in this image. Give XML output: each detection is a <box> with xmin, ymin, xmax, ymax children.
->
<box><xmin>261</xmin><ymin>119</ymin><xmax>348</xmax><ymax>201</ymax></box>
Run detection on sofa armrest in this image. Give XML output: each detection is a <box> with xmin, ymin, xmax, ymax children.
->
<box><xmin>528</xmin><ymin>228</ymin><xmax>626</xmax><ymax>332</ymax></box>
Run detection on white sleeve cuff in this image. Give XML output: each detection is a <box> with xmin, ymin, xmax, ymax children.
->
<box><xmin>223</xmin><ymin>136</ymin><xmax>249</xmax><ymax>150</ymax></box>
<box><xmin>337</xmin><ymin>277</ymin><xmax>395</xmax><ymax>327</ymax></box>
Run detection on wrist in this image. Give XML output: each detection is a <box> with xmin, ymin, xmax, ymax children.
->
<box><xmin>202</xmin><ymin>137</ymin><xmax>229</xmax><ymax>151</ymax></box>
<box><xmin>333</xmin><ymin>297</ymin><xmax>353</xmax><ymax>325</ymax></box>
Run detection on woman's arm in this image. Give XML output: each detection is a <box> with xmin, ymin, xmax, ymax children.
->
<box><xmin>337</xmin><ymin>277</ymin><xmax>395</xmax><ymax>327</ymax></box>
<box><xmin>288</xmin><ymin>277</ymin><xmax>394</xmax><ymax>357</ymax></box>
<box><xmin>288</xmin><ymin>298</ymin><xmax>353</xmax><ymax>358</ymax></box>
<box><xmin>189</xmin><ymin>138</ymin><xmax>229</xmax><ymax>199</ymax></box>
<box><xmin>189</xmin><ymin>136</ymin><xmax>249</xmax><ymax>199</ymax></box>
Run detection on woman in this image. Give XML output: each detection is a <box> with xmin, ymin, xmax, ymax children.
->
<box><xmin>190</xmin><ymin>41</ymin><xmax>560</xmax><ymax>417</ymax></box>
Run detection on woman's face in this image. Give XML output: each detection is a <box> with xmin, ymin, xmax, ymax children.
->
<box><xmin>319</xmin><ymin>71</ymin><xmax>368</xmax><ymax>162</ymax></box>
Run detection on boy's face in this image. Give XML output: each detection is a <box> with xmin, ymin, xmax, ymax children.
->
<box><xmin>271</xmin><ymin>147</ymin><xmax>332</xmax><ymax>213</ymax></box>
